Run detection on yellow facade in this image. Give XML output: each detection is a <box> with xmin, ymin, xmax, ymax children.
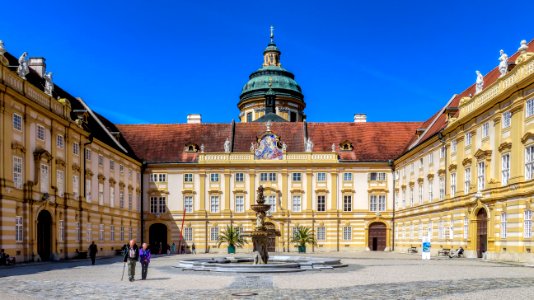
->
<box><xmin>394</xmin><ymin>49</ymin><xmax>534</xmax><ymax>261</ymax></box>
<box><xmin>0</xmin><ymin>60</ymin><xmax>141</xmax><ymax>262</ymax></box>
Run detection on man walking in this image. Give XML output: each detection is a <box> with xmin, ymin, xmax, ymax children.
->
<box><xmin>139</xmin><ymin>243</ymin><xmax>151</xmax><ymax>280</ymax></box>
<box><xmin>123</xmin><ymin>239</ymin><xmax>139</xmax><ymax>282</ymax></box>
<box><xmin>89</xmin><ymin>241</ymin><xmax>98</xmax><ymax>265</ymax></box>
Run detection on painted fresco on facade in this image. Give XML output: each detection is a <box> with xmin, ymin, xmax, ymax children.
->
<box><xmin>254</xmin><ymin>133</ymin><xmax>283</xmax><ymax>160</ymax></box>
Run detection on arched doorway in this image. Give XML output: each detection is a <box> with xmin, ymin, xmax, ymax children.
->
<box><xmin>149</xmin><ymin>223</ymin><xmax>168</xmax><ymax>254</ymax></box>
<box><xmin>476</xmin><ymin>209</ymin><xmax>488</xmax><ymax>258</ymax></box>
<box><xmin>368</xmin><ymin>222</ymin><xmax>387</xmax><ymax>251</ymax></box>
<box><xmin>37</xmin><ymin>210</ymin><xmax>52</xmax><ymax>261</ymax></box>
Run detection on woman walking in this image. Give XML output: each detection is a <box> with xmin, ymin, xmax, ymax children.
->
<box><xmin>139</xmin><ymin>243</ymin><xmax>151</xmax><ymax>280</ymax></box>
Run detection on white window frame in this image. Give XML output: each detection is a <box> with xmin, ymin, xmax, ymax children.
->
<box><xmin>36</xmin><ymin>124</ymin><xmax>45</xmax><ymax>141</ymax></box>
<box><xmin>56</xmin><ymin>134</ymin><xmax>64</xmax><ymax>148</ymax></box>
<box><xmin>292</xmin><ymin>195</ymin><xmax>301</xmax><ymax>212</ymax></box>
<box><xmin>343</xmin><ymin>172</ymin><xmax>352</xmax><ymax>181</ymax></box>
<box><xmin>428</xmin><ymin>180</ymin><xmax>433</xmax><ymax>202</ymax></box>
<box><xmin>343</xmin><ymin>195</ymin><xmax>352</xmax><ymax>212</ymax></box>
<box><xmin>185</xmin><ymin>196</ymin><xmax>194</xmax><ymax>213</ymax></box>
<box><xmin>477</xmin><ymin>161</ymin><xmax>485</xmax><ymax>191</ymax></box>
<box><xmin>464</xmin><ymin>217</ymin><xmax>469</xmax><ymax>239</ymax></box>
<box><xmin>450</xmin><ymin>173</ymin><xmax>456</xmax><ymax>197</ymax></box>
<box><xmin>317</xmin><ymin>172</ymin><xmax>326</xmax><ymax>182</ymax></box>
<box><xmin>343</xmin><ymin>226</ymin><xmax>352</xmax><ymax>240</ymax></box>
<box><xmin>418</xmin><ymin>184</ymin><xmax>423</xmax><ymax>204</ymax></box>
<box><xmin>502</xmin><ymin>111</ymin><xmax>511</xmax><ymax>128</ymax></box>
<box><xmin>210</xmin><ymin>227</ymin><xmax>219</xmax><ymax>241</ymax></box>
<box><xmin>210</xmin><ymin>195</ymin><xmax>220</xmax><ymax>213</ymax></box>
<box><xmin>98</xmin><ymin>154</ymin><xmax>104</xmax><ymax>166</ymax></box>
<box><xmin>85</xmin><ymin>178</ymin><xmax>92</xmax><ymax>202</ymax></box>
<box><xmin>501</xmin><ymin>154</ymin><xmax>510</xmax><ymax>186</ymax></box>
<box><xmin>526</xmin><ymin>98</ymin><xmax>534</xmax><ymax>118</ymax></box>
<box><xmin>13</xmin><ymin>113</ymin><xmax>22</xmax><ymax>131</ymax></box>
<box><xmin>73</xmin><ymin>143</ymin><xmax>80</xmax><ymax>156</ymax></box>
<box><xmin>99</xmin><ymin>224</ymin><xmax>104</xmax><ymax>241</ymax></box>
<box><xmin>482</xmin><ymin>122</ymin><xmax>489</xmax><ymax>138</ymax></box>
<box><xmin>98</xmin><ymin>182</ymin><xmax>104</xmax><ymax>205</ymax></box>
<box><xmin>465</xmin><ymin>132</ymin><xmax>472</xmax><ymax>146</ymax></box>
<box><xmin>524</xmin><ymin>210</ymin><xmax>532</xmax><ymax>238</ymax></box>
<box><xmin>451</xmin><ymin>140</ymin><xmax>457</xmax><ymax>153</ymax></box>
<box><xmin>210</xmin><ymin>173</ymin><xmax>219</xmax><ymax>182</ymax></box>
<box><xmin>370</xmin><ymin>195</ymin><xmax>378</xmax><ymax>212</ymax></box>
<box><xmin>525</xmin><ymin>146</ymin><xmax>534</xmax><ymax>180</ymax></box>
<box><xmin>439</xmin><ymin>176</ymin><xmax>445</xmax><ymax>200</ymax></box>
<box><xmin>13</xmin><ymin>156</ymin><xmax>23</xmax><ymax>189</ymax></box>
<box><xmin>267</xmin><ymin>195</ymin><xmax>276</xmax><ymax>214</ymax></box>
<box><xmin>464</xmin><ymin>167</ymin><xmax>471</xmax><ymax>194</ymax></box>
<box><xmin>234</xmin><ymin>173</ymin><xmax>243</xmax><ymax>182</ymax></box>
<box><xmin>317</xmin><ymin>226</ymin><xmax>326</xmax><ymax>241</ymax></box>
<box><xmin>86</xmin><ymin>223</ymin><xmax>92</xmax><ymax>242</ymax></box>
<box><xmin>184</xmin><ymin>227</ymin><xmax>193</xmax><ymax>241</ymax></box>
<box><xmin>40</xmin><ymin>164</ymin><xmax>49</xmax><ymax>193</ymax></box>
<box><xmin>292</xmin><ymin>172</ymin><xmax>301</xmax><ymax>182</ymax></box>
<box><xmin>501</xmin><ymin>212</ymin><xmax>507</xmax><ymax>239</ymax></box>
<box><xmin>110</xmin><ymin>224</ymin><xmax>115</xmax><ymax>241</ymax></box>
<box><xmin>58</xmin><ymin>220</ymin><xmax>65</xmax><ymax>242</ymax></box>
<box><xmin>317</xmin><ymin>195</ymin><xmax>326</xmax><ymax>212</ymax></box>
<box><xmin>15</xmin><ymin>216</ymin><xmax>23</xmax><ymax>242</ymax></box>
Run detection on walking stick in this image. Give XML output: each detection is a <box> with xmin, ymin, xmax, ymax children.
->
<box><xmin>121</xmin><ymin>261</ymin><xmax>126</xmax><ymax>281</ymax></box>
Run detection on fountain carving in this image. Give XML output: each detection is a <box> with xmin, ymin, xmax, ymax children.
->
<box><xmin>250</xmin><ymin>185</ymin><xmax>278</xmax><ymax>264</ymax></box>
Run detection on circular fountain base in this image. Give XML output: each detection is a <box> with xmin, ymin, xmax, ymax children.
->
<box><xmin>178</xmin><ymin>255</ymin><xmax>347</xmax><ymax>273</ymax></box>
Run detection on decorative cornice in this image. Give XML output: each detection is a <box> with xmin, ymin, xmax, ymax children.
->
<box><xmin>417</xmin><ymin>177</ymin><xmax>424</xmax><ymax>184</ymax></box>
<box><xmin>427</xmin><ymin>173</ymin><xmax>435</xmax><ymax>180</ymax></box>
<box><xmin>119</xmin><ymin>181</ymin><xmax>125</xmax><ymax>188</ymax></box>
<box><xmin>11</xmin><ymin>142</ymin><xmax>25</xmax><ymax>153</ymax></box>
<box><xmin>474</xmin><ymin>149</ymin><xmax>492</xmax><ymax>160</ymax></box>
<box><xmin>85</xmin><ymin>170</ymin><xmax>94</xmax><ymax>177</ymax></box>
<box><xmin>448</xmin><ymin>163</ymin><xmax>457</xmax><ymax>172</ymax></box>
<box><xmin>109</xmin><ymin>177</ymin><xmax>116</xmax><ymax>184</ymax></box>
<box><xmin>33</xmin><ymin>148</ymin><xmax>53</xmax><ymax>162</ymax></box>
<box><xmin>317</xmin><ymin>188</ymin><xmax>331</xmax><ymax>194</ymax></box>
<box><xmin>498</xmin><ymin>141</ymin><xmax>512</xmax><ymax>152</ymax></box>
<box><xmin>437</xmin><ymin>168</ymin><xmax>446</xmax><ymax>176</ymax></box>
<box><xmin>462</xmin><ymin>157</ymin><xmax>472</xmax><ymax>166</ymax></box>
<box><xmin>182</xmin><ymin>189</ymin><xmax>196</xmax><ymax>195</ymax></box>
<box><xmin>98</xmin><ymin>174</ymin><xmax>106</xmax><ymax>182</ymax></box>
<box><xmin>521</xmin><ymin>131</ymin><xmax>534</xmax><ymax>144</ymax></box>
<box><xmin>72</xmin><ymin>164</ymin><xmax>81</xmax><ymax>172</ymax></box>
<box><xmin>289</xmin><ymin>188</ymin><xmax>305</xmax><ymax>194</ymax></box>
<box><xmin>55</xmin><ymin>158</ymin><xmax>66</xmax><ymax>167</ymax></box>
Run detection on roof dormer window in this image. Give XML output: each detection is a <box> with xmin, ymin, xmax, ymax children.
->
<box><xmin>339</xmin><ymin>140</ymin><xmax>353</xmax><ymax>151</ymax></box>
<box><xmin>184</xmin><ymin>143</ymin><xmax>199</xmax><ymax>153</ymax></box>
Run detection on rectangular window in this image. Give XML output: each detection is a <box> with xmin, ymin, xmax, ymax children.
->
<box><xmin>369</xmin><ymin>172</ymin><xmax>386</xmax><ymax>181</ymax></box>
<box><xmin>439</xmin><ymin>176</ymin><xmax>445</xmax><ymax>200</ymax></box>
<box><xmin>56</xmin><ymin>135</ymin><xmax>64</xmax><ymax>148</ymax></box>
<box><xmin>292</xmin><ymin>195</ymin><xmax>301</xmax><ymax>212</ymax></box>
<box><xmin>477</xmin><ymin>161</ymin><xmax>485</xmax><ymax>191</ymax></box>
<box><xmin>464</xmin><ymin>168</ymin><xmax>471</xmax><ymax>194</ymax></box>
<box><xmin>86</xmin><ymin>223</ymin><xmax>92</xmax><ymax>242</ymax></box>
<box><xmin>438</xmin><ymin>220</ymin><xmax>444</xmax><ymax>240</ymax></box>
<box><xmin>418</xmin><ymin>184</ymin><xmax>423</xmax><ymax>204</ymax></box>
<box><xmin>317</xmin><ymin>172</ymin><xmax>326</xmax><ymax>182</ymax></box>
<box><xmin>13</xmin><ymin>156</ymin><xmax>23</xmax><ymax>189</ymax></box>
<box><xmin>99</xmin><ymin>224</ymin><xmax>104</xmax><ymax>241</ymax></box>
<box><xmin>260</xmin><ymin>173</ymin><xmax>268</xmax><ymax>181</ymax></box>
<box><xmin>128</xmin><ymin>193</ymin><xmax>133</xmax><ymax>210</ymax></box>
<box><xmin>409</xmin><ymin>188</ymin><xmax>414</xmax><ymax>206</ymax></box>
<box><xmin>464</xmin><ymin>217</ymin><xmax>469</xmax><ymax>239</ymax></box>
<box><xmin>57</xmin><ymin>170</ymin><xmax>64</xmax><ymax>197</ymax></box>
<box><xmin>58</xmin><ymin>220</ymin><xmax>64</xmax><ymax>242</ymax></box>
<box><xmin>85</xmin><ymin>149</ymin><xmax>92</xmax><ymax>161</ymax></box>
<box><xmin>402</xmin><ymin>189</ymin><xmax>406</xmax><ymax>207</ymax></box>
<box><xmin>451</xmin><ymin>140</ymin><xmax>457</xmax><ymax>153</ymax></box>
<box><xmin>110</xmin><ymin>160</ymin><xmax>115</xmax><ymax>170</ymax></box>
<box><xmin>317</xmin><ymin>195</ymin><xmax>326</xmax><ymax>212</ymax></box>
<box><xmin>13</xmin><ymin>113</ymin><xmax>22</xmax><ymax>131</ymax></box>
<box><xmin>36</xmin><ymin>124</ymin><xmax>45</xmax><ymax>141</ymax></box>
<box><xmin>234</xmin><ymin>195</ymin><xmax>244</xmax><ymax>213</ymax></box>
<box><xmin>419</xmin><ymin>158</ymin><xmax>423</xmax><ymax>169</ymax></box>
<box><xmin>210</xmin><ymin>195</ymin><xmax>220</xmax><ymax>213</ymax></box>
<box><xmin>98</xmin><ymin>155</ymin><xmax>104</xmax><ymax>166</ymax></box>
<box><xmin>110</xmin><ymin>186</ymin><xmax>115</xmax><ymax>206</ymax></box>
<box><xmin>268</xmin><ymin>173</ymin><xmax>276</xmax><ymax>181</ymax></box>
<box><xmin>526</xmin><ymin>98</ymin><xmax>534</xmax><ymax>118</ymax></box>
<box><xmin>429</xmin><ymin>180</ymin><xmax>434</xmax><ymax>202</ymax></box>
<box><xmin>210</xmin><ymin>227</ymin><xmax>219</xmax><ymax>241</ymax></box>
<box><xmin>343</xmin><ymin>195</ymin><xmax>352</xmax><ymax>212</ymax></box>
<box><xmin>428</xmin><ymin>152</ymin><xmax>434</xmax><ymax>164</ymax></box>
<box><xmin>73</xmin><ymin>143</ymin><xmax>80</xmax><ymax>156</ymax></box>
<box><xmin>110</xmin><ymin>225</ymin><xmax>115</xmax><ymax>241</ymax></box>
<box><xmin>158</xmin><ymin>173</ymin><xmax>166</xmax><ymax>182</ymax></box>
<box><xmin>119</xmin><ymin>191</ymin><xmax>124</xmax><ymax>208</ymax></box>
<box><xmin>524</xmin><ymin>210</ymin><xmax>532</xmax><ymax>238</ymax></box>
<box><xmin>85</xmin><ymin>178</ymin><xmax>92</xmax><ymax>202</ymax></box>
<box><xmin>343</xmin><ymin>226</ymin><xmax>352</xmax><ymax>240</ymax></box>
<box><xmin>370</xmin><ymin>195</ymin><xmax>377</xmax><ymax>212</ymax></box>
<box><xmin>234</xmin><ymin>173</ymin><xmax>243</xmax><ymax>182</ymax></box>
<box><xmin>98</xmin><ymin>183</ymin><xmax>104</xmax><ymax>205</ymax></box>
<box><xmin>76</xmin><ymin>222</ymin><xmax>81</xmax><ymax>242</ymax></box>
<box><xmin>526</xmin><ymin>146</ymin><xmax>534</xmax><ymax>180</ymax></box>
<box><xmin>267</xmin><ymin>195</ymin><xmax>276</xmax><ymax>214</ymax></box>
<box><xmin>449</xmin><ymin>223</ymin><xmax>454</xmax><ymax>240</ymax></box>
<box><xmin>119</xmin><ymin>164</ymin><xmax>124</xmax><ymax>174</ymax></box>
<box><xmin>40</xmin><ymin>164</ymin><xmax>49</xmax><ymax>193</ymax></box>
<box><xmin>378</xmin><ymin>195</ymin><xmax>386</xmax><ymax>211</ymax></box>
<box><xmin>450</xmin><ymin>173</ymin><xmax>456</xmax><ymax>197</ymax></box>
<box><xmin>292</xmin><ymin>172</ymin><xmax>301</xmax><ymax>182</ymax></box>
<box><xmin>502</xmin><ymin>154</ymin><xmax>510</xmax><ymax>186</ymax></box>
<box><xmin>210</xmin><ymin>173</ymin><xmax>219</xmax><ymax>182</ymax></box>
<box><xmin>317</xmin><ymin>226</ymin><xmax>326</xmax><ymax>241</ymax></box>
<box><xmin>15</xmin><ymin>216</ymin><xmax>23</xmax><ymax>242</ymax></box>
<box><xmin>482</xmin><ymin>122</ymin><xmax>489</xmax><ymax>138</ymax></box>
<box><xmin>158</xmin><ymin>196</ymin><xmax>166</xmax><ymax>213</ymax></box>
<box><xmin>465</xmin><ymin>132</ymin><xmax>472</xmax><ymax>146</ymax></box>
<box><xmin>501</xmin><ymin>212</ymin><xmax>507</xmax><ymax>239</ymax></box>
<box><xmin>184</xmin><ymin>227</ymin><xmax>193</xmax><ymax>241</ymax></box>
<box><xmin>120</xmin><ymin>226</ymin><xmax>125</xmax><ymax>241</ymax></box>
<box><xmin>440</xmin><ymin>146</ymin><xmax>446</xmax><ymax>159</ymax></box>
<box><xmin>185</xmin><ymin>196</ymin><xmax>194</xmax><ymax>213</ymax></box>
<box><xmin>343</xmin><ymin>172</ymin><xmax>352</xmax><ymax>181</ymax></box>
<box><xmin>150</xmin><ymin>196</ymin><xmax>158</xmax><ymax>214</ymax></box>
<box><xmin>502</xmin><ymin>111</ymin><xmax>511</xmax><ymax>128</ymax></box>
<box><xmin>246</xmin><ymin>112</ymin><xmax>252</xmax><ymax>122</ymax></box>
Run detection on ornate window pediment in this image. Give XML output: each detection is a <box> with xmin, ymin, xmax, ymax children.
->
<box><xmin>33</xmin><ymin>148</ymin><xmax>52</xmax><ymax>162</ymax></box>
<box><xmin>521</xmin><ymin>131</ymin><xmax>534</xmax><ymax>144</ymax></box>
<box><xmin>339</xmin><ymin>140</ymin><xmax>353</xmax><ymax>151</ymax></box>
<box><xmin>462</xmin><ymin>157</ymin><xmax>472</xmax><ymax>166</ymax></box>
<box><xmin>474</xmin><ymin>149</ymin><xmax>492</xmax><ymax>160</ymax></box>
<box><xmin>498</xmin><ymin>141</ymin><xmax>512</xmax><ymax>152</ymax></box>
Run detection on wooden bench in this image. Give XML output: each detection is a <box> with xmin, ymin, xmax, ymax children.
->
<box><xmin>438</xmin><ymin>248</ymin><xmax>450</xmax><ymax>256</ymax></box>
<box><xmin>407</xmin><ymin>246</ymin><xmax>418</xmax><ymax>253</ymax></box>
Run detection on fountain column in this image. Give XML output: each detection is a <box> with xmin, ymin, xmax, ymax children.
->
<box><xmin>251</xmin><ymin>185</ymin><xmax>271</xmax><ymax>264</ymax></box>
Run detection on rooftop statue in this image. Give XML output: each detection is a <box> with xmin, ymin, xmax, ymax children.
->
<box><xmin>44</xmin><ymin>72</ymin><xmax>53</xmax><ymax>96</ymax></box>
<box><xmin>224</xmin><ymin>138</ymin><xmax>231</xmax><ymax>153</ymax></box>
<box><xmin>475</xmin><ymin>70</ymin><xmax>484</xmax><ymax>94</ymax></box>
<box><xmin>305</xmin><ymin>138</ymin><xmax>313</xmax><ymax>152</ymax></box>
<box><xmin>332</xmin><ymin>143</ymin><xmax>336</xmax><ymax>152</ymax></box>
<box><xmin>498</xmin><ymin>49</ymin><xmax>508</xmax><ymax>77</ymax></box>
<box><xmin>0</xmin><ymin>40</ymin><xmax>5</xmax><ymax>55</ymax></box>
<box><xmin>17</xmin><ymin>52</ymin><xmax>29</xmax><ymax>79</ymax></box>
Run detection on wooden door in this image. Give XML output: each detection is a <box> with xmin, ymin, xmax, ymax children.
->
<box><xmin>368</xmin><ymin>223</ymin><xmax>387</xmax><ymax>251</ymax></box>
<box><xmin>476</xmin><ymin>209</ymin><xmax>488</xmax><ymax>258</ymax></box>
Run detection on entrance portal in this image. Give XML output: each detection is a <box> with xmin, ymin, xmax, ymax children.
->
<box><xmin>476</xmin><ymin>209</ymin><xmax>488</xmax><ymax>258</ymax></box>
<box><xmin>149</xmin><ymin>223</ymin><xmax>168</xmax><ymax>254</ymax></box>
<box><xmin>37</xmin><ymin>210</ymin><xmax>52</xmax><ymax>261</ymax></box>
<box><xmin>368</xmin><ymin>222</ymin><xmax>387</xmax><ymax>251</ymax></box>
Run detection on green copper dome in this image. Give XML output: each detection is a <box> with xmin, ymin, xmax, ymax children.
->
<box><xmin>239</xmin><ymin>38</ymin><xmax>304</xmax><ymax>103</ymax></box>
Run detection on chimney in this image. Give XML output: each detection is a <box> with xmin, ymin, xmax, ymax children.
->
<box><xmin>187</xmin><ymin>114</ymin><xmax>202</xmax><ymax>124</ymax></box>
<box><xmin>354</xmin><ymin>114</ymin><xmax>367</xmax><ymax>123</ymax></box>
<box><xmin>28</xmin><ymin>57</ymin><xmax>46</xmax><ymax>77</ymax></box>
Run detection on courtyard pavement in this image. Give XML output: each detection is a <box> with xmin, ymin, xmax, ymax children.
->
<box><xmin>1</xmin><ymin>251</ymin><xmax>534</xmax><ymax>299</ymax></box>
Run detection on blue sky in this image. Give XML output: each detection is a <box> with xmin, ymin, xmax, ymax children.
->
<box><xmin>1</xmin><ymin>1</ymin><xmax>532</xmax><ymax>124</ymax></box>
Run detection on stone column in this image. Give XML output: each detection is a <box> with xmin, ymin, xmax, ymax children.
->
<box><xmin>306</xmin><ymin>171</ymin><xmax>313</xmax><ymax>212</ymax></box>
<box><xmin>329</xmin><ymin>172</ymin><xmax>338</xmax><ymax>211</ymax></box>
<box><xmin>198</xmin><ymin>173</ymin><xmax>206</xmax><ymax>212</ymax></box>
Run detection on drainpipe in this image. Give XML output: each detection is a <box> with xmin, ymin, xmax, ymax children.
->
<box><xmin>140</xmin><ymin>161</ymin><xmax>147</xmax><ymax>243</ymax></box>
<box><xmin>389</xmin><ymin>159</ymin><xmax>395</xmax><ymax>252</ymax></box>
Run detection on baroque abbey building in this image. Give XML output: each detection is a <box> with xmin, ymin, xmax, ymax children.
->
<box><xmin>1</xmin><ymin>33</ymin><xmax>534</xmax><ymax>262</ymax></box>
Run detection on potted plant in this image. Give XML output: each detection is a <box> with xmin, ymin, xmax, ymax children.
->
<box><xmin>291</xmin><ymin>225</ymin><xmax>317</xmax><ymax>253</ymax></box>
<box><xmin>217</xmin><ymin>224</ymin><xmax>247</xmax><ymax>254</ymax></box>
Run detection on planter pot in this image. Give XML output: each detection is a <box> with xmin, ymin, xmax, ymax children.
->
<box><xmin>298</xmin><ymin>245</ymin><xmax>306</xmax><ymax>253</ymax></box>
<box><xmin>228</xmin><ymin>244</ymin><xmax>236</xmax><ymax>254</ymax></box>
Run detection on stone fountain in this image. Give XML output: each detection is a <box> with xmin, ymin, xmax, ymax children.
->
<box><xmin>250</xmin><ymin>185</ymin><xmax>278</xmax><ymax>264</ymax></box>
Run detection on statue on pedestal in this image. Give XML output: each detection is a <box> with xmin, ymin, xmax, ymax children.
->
<box><xmin>17</xmin><ymin>52</ymin><xmax>29</xmax><ymax>79</ymax></box>
<box><xmin>305</xmin><ymin>138</ymin><xmax>313</xmax><ymax>152</ymax></box>
<box><xmin>475</xmin><ymin>70</ymin><xmax>484</xmax><ymax>94</ymax></box>
<box><xmin>498</xmin><ymin>50</ymin><xmax>508</xmax><ymax>77</ymax></box>
<box><xmin>44</xmin><ymin>72</ymin><xmax>54</xmax><ymax>96</ymax></box>
<box><xmin>224</xmin><ymin>138</ymin><xmax>231</xmax><ymax>153</ymax></box>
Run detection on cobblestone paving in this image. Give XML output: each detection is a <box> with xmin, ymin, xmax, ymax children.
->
<box><xmin>2</xmin><ymin>252</ymin><xmax>534</xmax><ymax>300</ymax></box>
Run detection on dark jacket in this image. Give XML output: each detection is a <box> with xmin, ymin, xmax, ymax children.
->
<box><xmin>89</xmin><ymin>244</ymin><xmax>98</xmax><ymax>257</ymax></box>
<box><xmin>123</xmin><ymin>244</ymin><xmax>139</xmax><ymax>262</ymax></box>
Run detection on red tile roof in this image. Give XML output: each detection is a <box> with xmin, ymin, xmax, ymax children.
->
<box><xmin>117</xmin><ymin>121</ymin><xmax>422</xmax><ymax>163</ymax></box>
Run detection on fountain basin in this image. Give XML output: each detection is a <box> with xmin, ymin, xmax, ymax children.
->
<box><xmin>178</xmin><ymin>255</ymin><xmax>347</xmax><ymax>273</ymax></box>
